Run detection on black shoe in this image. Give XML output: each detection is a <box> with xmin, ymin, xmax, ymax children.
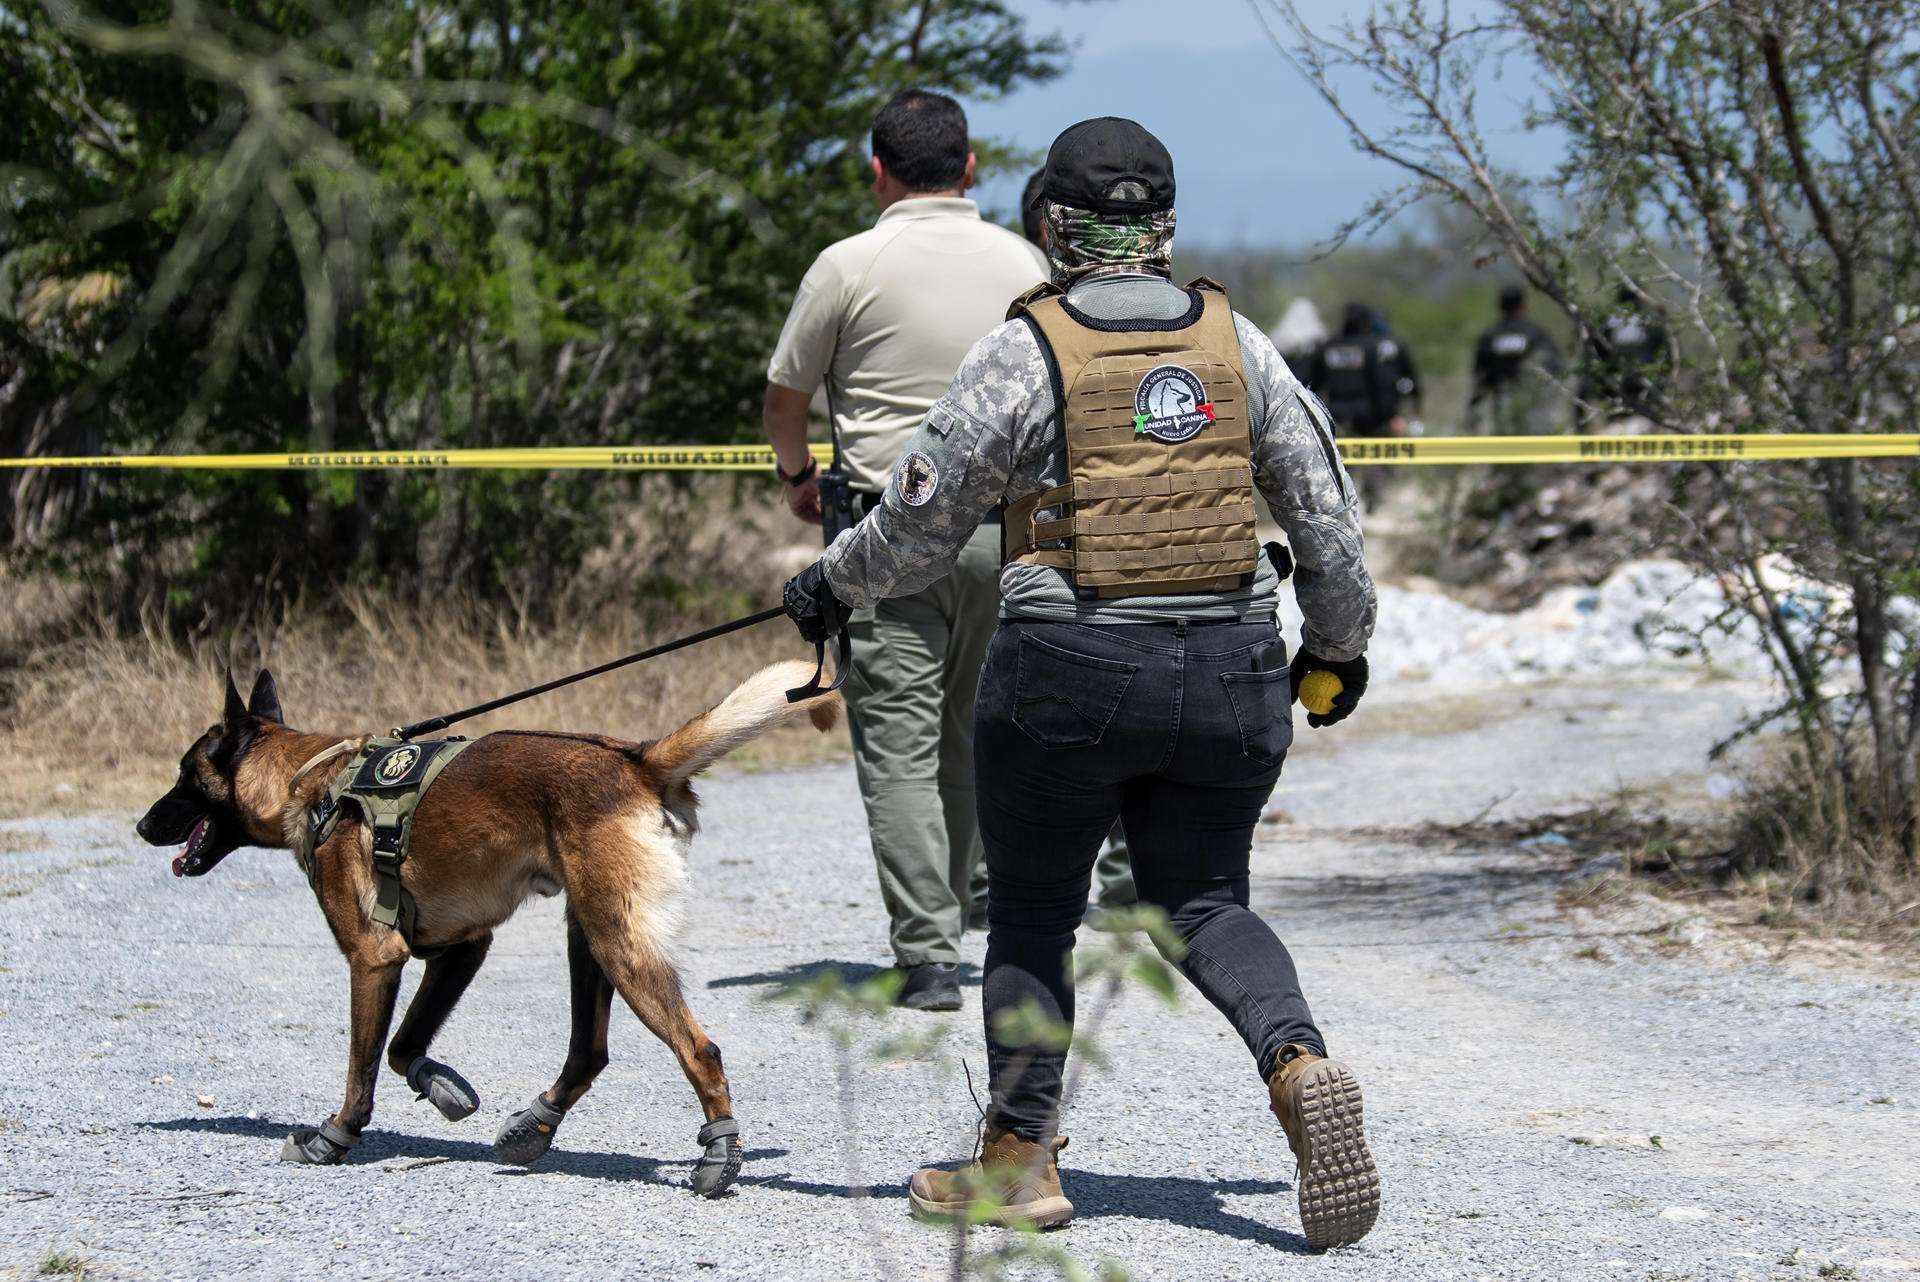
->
<box><xmin>896</xmin><ymin>962</ymin><xmax>962</xmax><ymax>1012</ymax></box>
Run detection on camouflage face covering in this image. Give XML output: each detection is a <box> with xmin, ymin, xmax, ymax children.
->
<box><xmin>1044</xmin><ymin>201</ymin><xmax>1177</xmax><ymax>283</ymax></box>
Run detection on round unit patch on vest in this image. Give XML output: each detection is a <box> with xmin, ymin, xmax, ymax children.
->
<box><xmin>1133</xmin><ymin>364</ymin><xmax>1216</xmax><ymax>443</ymax></box>
<box><xmin>376</xmin><ymin>745</ymin><xmax>420</xmax><ymax>784</ymax></box>
<box><xmin>898</xmin><ymin>451</ymin><xmax>939</xmax><ymax>506</ymax></box>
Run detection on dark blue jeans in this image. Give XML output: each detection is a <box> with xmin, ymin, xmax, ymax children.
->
<box><xmin>975</xmin><ymin>617</ymin><xmax>1325</xmax><ymax>1141</ymax></box>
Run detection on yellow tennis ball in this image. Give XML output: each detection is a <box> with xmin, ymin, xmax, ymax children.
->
<box><xmin>1298</xmin><ymin>669</ymin><xmax>1344</xmax><ymax>717</ymax></box>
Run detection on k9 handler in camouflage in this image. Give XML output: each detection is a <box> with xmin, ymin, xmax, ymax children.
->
<box><xmin>784</xmin><ymin>118</ymin><xmax>1382</xmax><ymax>1249</ymax></box>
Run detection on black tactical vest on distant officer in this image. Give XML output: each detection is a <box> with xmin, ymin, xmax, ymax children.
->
<box><xmin>1479</xmin><ymin>318</ymin><xmax>1545</xmax><ymax>389</ymax></box>
<box><xmin>1315</xmin><ymin>336</ymin><xmax>1373</xmax><ymax>422</ymax></box>
<box><xmin>1316</xmin><ymin>331</ymin><xmax>1412</xmax><ymax>431</ymax></box>
<box><xmin>1603</xmin><ymin>314</ymin><xmax>1655</xmax><ymax>365</ymax></box>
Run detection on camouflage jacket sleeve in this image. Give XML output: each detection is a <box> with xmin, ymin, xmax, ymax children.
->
<box><xmin>1235</xmin><ymin>314</ymin><xmax>1378</xmax><ymax>662</ymax></box>
<box><xmin>819</xmin><ymin>320</ymin><xmax>1042</xmax><ymax>607</ymax></box>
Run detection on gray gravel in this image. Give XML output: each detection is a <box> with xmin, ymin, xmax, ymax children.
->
<box><xmin>2</xmin><ymin>678</ymin><xmax>1917</xmax><ymax>1281</ymax></box>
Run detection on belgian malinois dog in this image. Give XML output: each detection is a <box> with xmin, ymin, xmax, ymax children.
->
<box><xmin>136</xmin><ymin>661</ymin><xmax>838</xmax><ymax>1195</ymax></box>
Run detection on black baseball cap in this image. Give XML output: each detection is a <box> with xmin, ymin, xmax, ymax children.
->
<box><xmin>1041</xmin><ymin>117</ymin><xmax>1175</xmax><ymax>215</ymax></box>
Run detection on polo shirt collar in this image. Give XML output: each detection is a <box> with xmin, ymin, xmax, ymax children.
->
<box><xmin>876</xmin><ymin>196</ymin><xmax>980</xmax><ymax>225</ymax></box>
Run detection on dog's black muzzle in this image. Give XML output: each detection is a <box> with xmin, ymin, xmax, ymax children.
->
<box><xmin>137</xmin><ymin>790</ymin><xmax>240</xmax><ymax>877</ymax></box>
<box><xmin>137</xmin><ymin>789</ymin><xmax>202</xmax><ymax>844</ymax></box>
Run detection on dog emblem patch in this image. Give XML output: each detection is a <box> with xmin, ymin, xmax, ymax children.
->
<box><xmin>352</xmin><ymin>738</ymin><xmax>458</xmax><ymax>792</ymax></box>
<box><xmin>374</xmin><ymin>745</ymin><xmax>421</xmax><ymax>784</ymax></box>
<box><xmin>898</xmin><ymin>451</ymin><xmax>939</xmax><ymax>506</ymax></box>
<box><xmin>1133</xmin><ymin>365</ymin><xmax>1215</xmax><ymax>443</ymax></box>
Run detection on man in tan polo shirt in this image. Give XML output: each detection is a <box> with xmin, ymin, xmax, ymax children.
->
<box><xmin>763</xmin><ymin>89</ymin><xmax>1048</xmax><ymax>1011</ymax></box>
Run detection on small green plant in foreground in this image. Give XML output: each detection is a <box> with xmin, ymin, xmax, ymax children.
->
<box><xmin>774</xmin><ymin>906</ymin><xmax>1186</xmax><ymax>1281</ymax></box>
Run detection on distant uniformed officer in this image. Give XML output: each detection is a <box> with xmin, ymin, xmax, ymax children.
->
<box><xmin>1307</xmin><ymin>302</ymin><xmax>1420</xmax><ymax>437</ymax></box>
<box><xmin>1470</xmin><ymin>283</ymin><xmax>1564</xmax><ymax>435</ymax></box>
<box><xmin>763</xmin><ymin>90</ymin><xmax>1050</xmax><ymax>1011</ymax></box>
<box><xmin>1578</xmin><ymin>285</ymin><xmax>1669</xmax><ymax>429</ymax></box>
<box><xmin>783</xmin><ymin>117</ymin><xmax>1381</xmax><ymax>1249</ymax></box>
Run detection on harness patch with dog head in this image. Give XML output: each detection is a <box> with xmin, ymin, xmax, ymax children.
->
<box><xmin>299</xmin><ymin>736</ymin><xmax>475</xmax><ymax>957</ymax></box>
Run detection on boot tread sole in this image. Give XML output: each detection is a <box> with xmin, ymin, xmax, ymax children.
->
<box><xmin>1293</xmin><ymin>1059</ymin><xmax>1380</xmax><ymax>1250</ymax></box>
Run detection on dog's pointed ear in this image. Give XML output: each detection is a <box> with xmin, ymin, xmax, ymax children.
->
<box><xmin>248</xmin><ymin>669</ymin><xmax>283</xmax><ymax>723</ymax></box>
<box><xmin>223</xmin><ymin>671</ymin><xmax>247</xmax><ymax>727</ymax></box>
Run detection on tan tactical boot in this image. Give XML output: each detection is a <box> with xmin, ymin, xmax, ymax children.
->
<box><xmin>907</xmin><ymin>1127</ymin><xmax>1074</xmax><ymax>1229</ymax></box>
<box><xmin>1268</xmin><ymin>1044</ymin><xmax>1381</xmax><ymax>1250</ymax></box>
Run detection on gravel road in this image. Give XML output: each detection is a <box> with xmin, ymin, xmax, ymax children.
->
<box><xmin>2</xmin><ymin>677</ymin><xmax>1916</xmax><ymax>1282</ymax></box>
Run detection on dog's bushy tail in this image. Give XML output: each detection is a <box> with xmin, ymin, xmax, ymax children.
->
<box><xmin>645</xmin><ymin>660</ymin><xmax>841</xmax><ymax>782</ymax></box>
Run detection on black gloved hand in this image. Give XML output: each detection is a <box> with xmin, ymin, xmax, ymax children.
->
<box><xmin>783</xmin><ymin>560</ymin><xmax>852</xmax><ymax>645</ymax></box>
<box><xmin>1289</xmin><ymin>648</ymin><xmax>1369</xmax><ymax>729</ymax></box>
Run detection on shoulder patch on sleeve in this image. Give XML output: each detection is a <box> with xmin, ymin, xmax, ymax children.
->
<box><xmin>898</xmin><ymin>451</ymin><xmax>940</xmax><ymax>506</ymax></box>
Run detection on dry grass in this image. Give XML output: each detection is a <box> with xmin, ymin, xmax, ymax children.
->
<box><xmin>1363</xmin><ymin>785</ymin><xmax>1917</xmax><ymax>948</ymax></box>
<box><xmin>1716</xmin><ymin>744</ymin><xmax>1920</xmax><ymax>935</ymax></box>
<box><xmin>0</xmin><ymin>572</ymin><xmax>86</xmax><ymax>657</ymax></box>
<box><xmin>0</xmin><ymin>480</ymin><xmax>847</xmax><ymax>819</ymax></box>
<box><xmin>0</xmin><ymin>597</ymin><xmax>847</xmax><ymax>820</ymax></box>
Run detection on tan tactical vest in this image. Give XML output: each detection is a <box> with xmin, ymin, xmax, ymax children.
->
<box><xmin>1003</xmin><ymin>277</ymin><xmax>1259</xmax><ymax>598</ymax></box>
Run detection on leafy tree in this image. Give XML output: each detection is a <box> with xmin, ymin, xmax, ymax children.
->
<box><xmin>1</xmin><ymin>0</ymin><xmax>1065</xmax><ymax>616</ymax></box>
<box><xmin>1261</xmin><ymin>0</ymin><xmax>1920</xmax><ymax>881</ymax></box>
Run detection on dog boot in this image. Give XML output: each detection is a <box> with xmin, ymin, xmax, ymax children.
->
<box><xmin>1268</xmin><ymin>1044</ymin><xmax>1380</xmax><ymax>1250</ymax></box>
<box><xmin>280</xmin><ymin>1120</ymin><xmax>358</xmax><ymax>1166</ymax></box>
<box><xmin>407</xmin><ymin>1056</ymin><xmax>479</xmax><ymax>1122</ymax></box>
<box><xmin>690</xmin><ymin>1117</ymin><xmax>743</xmax><ymax>1198</ymax></box>
<box><xmin>494</xmin><ymin>1093</ymin><xmax>566</xmax><ymax>1166</ymax></box>
<box><xmin>907</xmin><ymin>1127</ymin><xmax>1073</xmax><ymax>1229</ymax></box>
<box><xmin>896</xmin><ymin>962</ymin><xmax>962</xmax><ymax>1012</ymax></box>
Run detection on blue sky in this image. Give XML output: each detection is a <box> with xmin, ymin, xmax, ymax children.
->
<box><xmin>968</xmin><ymin>0</ymin><xmax>1559</xmax><ymax>247</ymax></box>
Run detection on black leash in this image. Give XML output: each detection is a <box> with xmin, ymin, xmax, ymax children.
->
<box><xmin>392</xmin><ymin>606</ymin><xmax>848</xmax><ymax>740</ymax></box>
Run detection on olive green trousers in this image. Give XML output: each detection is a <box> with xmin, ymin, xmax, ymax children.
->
<box><xmin>844</xmin><ymin>522</ymin><xmax>1000</xmax><ymax>966</ymax></box>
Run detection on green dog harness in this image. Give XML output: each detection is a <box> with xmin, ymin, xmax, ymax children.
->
<box><xmin>298</xmin><ymin>737</ymin><xmax>477</xmax><ymax>956</ymax></box>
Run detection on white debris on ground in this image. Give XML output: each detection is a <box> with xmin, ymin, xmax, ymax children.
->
<box><xmin>1280</xmin><ymin>558</ymin><xmax>1787</xmax><ymax>686</ymax></box>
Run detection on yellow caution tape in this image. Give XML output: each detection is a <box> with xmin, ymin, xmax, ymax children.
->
<box><xmin>1336</xmin><ymin>433</ymin><xmax>1920</xmax><ymax>465</ymax></box>
<box><xmin>0</xmin><ymin>444</ymin><xmax>823</xmax><ymax>472</ymax></box>
<box><xmin>0</xmin><ymin>434</ymin><xmax>1915</xmax><ymax>471</ymax></box>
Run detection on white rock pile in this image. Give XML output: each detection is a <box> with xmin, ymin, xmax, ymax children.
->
<box><xmin>1280</xmin><ymin>558</ymin><xmax>1789</xmax><ymax>686</ymax></box>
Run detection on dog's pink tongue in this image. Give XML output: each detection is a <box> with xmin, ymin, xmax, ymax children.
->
<box><xmin>172</xmin><ymin>818</ymin><xmax>207</xmax><ymax>877</ymax></box>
